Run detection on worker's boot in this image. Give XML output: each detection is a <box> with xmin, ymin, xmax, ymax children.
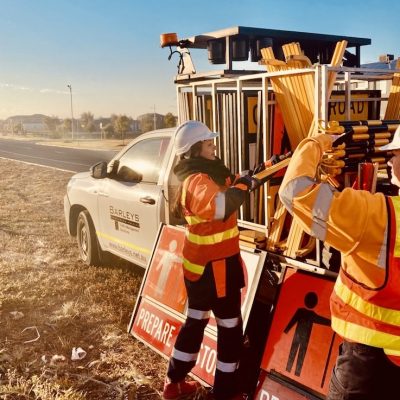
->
<box><xmin>162</xmin><ymin>377</ymin><xmax>201</xmax><ymax>399</ymax></box>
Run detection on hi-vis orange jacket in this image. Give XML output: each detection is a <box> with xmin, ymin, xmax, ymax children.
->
<box><xmin>180</xmin><ymin>173</ymin><xmax>241</xmax><ymax>281</ymax></box>
<box><xmin>279</xmin><ymin>134</ymin><xmax>400</xmax><ymax>364</ymax></box>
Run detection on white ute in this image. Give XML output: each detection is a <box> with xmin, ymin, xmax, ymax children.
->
<box><xmin>64</xmin><ymin>128</ymin><xmax>181</xmax><ymax>268</ymax></box>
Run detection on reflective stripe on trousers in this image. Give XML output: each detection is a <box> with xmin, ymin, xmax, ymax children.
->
<box><xmin>167</xmin><ymin>257</ymin><xmax>244</xmax><ymax>400</ymax></box>
<box><xmin>168</xmin><ymin>303</ymin><xmax>242</xmax><ymax>399</ymax></box>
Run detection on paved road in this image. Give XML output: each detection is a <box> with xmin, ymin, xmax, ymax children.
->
<box><xmin>0</xmin><ymin>138</ymin><xmax>118</xmax><ymax>172</ymax></box>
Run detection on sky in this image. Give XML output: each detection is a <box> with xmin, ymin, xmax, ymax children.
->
<box><xmin>0</xmin><ymin>0</ymin><xmax>399</xmax><ymax>120</ymax></box>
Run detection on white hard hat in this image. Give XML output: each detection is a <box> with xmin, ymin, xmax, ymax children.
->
<box><xmin>380</xmin><ymin>125</ymin><xmax>400</xmax><ymax>151</ymax></box>
<box><xmin>174</xmin><ymin>120</ymin><xmax>219</xmax><ymax>156</ymax></box>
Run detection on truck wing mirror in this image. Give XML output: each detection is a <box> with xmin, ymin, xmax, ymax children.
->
<box><xmin>90</xmin><ymin>161</ymin><xmax>108</xmax><ymax>179</ymax></box>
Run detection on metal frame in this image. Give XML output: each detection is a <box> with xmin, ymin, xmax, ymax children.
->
<box><xmin>175</xmin><ymin>65</ymin><xmax>400</xmax><ymax>233</ymax></box>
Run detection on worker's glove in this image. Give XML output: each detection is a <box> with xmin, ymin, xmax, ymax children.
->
<box><xmin>253</xmin><ymin>161</ymin><xmax>267</xmax><ymax>175</ymax></box>
<box><xmin>330</xmin><ymin>133</ymin><xmax>347</xmax><ymax>146</ymax></box>
<box><xmin>252</xmin><ymin>156</ymin><xmax>279</xmax><ymax>175</ymax></box>
<box><xmin>235</xmin><ymin>174</ymin><xmax>262</xmax><ymax>192</ymax></box>
<box><xmin>239</xmin><ymin>169</ymin><xmax>251</xmax><ymax>176</ymax></box>
<box><xmin>318</xmin><ymin>148</ymin><xmax>346</xmax><ymax>184</ymax></box>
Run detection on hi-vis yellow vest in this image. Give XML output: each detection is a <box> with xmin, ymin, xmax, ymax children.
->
<box><xmin>180</xmin><ymin>173</ymin><xmax>240</xmax><ymax>281</ymax></box>
<box><xmin>330</xmin><ymin>196</ymin><xmax>400</xmax><ymax>365</ymax></box>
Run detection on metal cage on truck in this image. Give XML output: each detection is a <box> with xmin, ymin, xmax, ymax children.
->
<box><xmin>129</xmin><ymin>26</ymin><xmax>400</xmax><ymax>400</ymax></box>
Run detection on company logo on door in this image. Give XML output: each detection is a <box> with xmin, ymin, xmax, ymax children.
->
<box><xmin>109</xmin><ymin>206</ymin><xmax>140</xmax><ymax>229</ymax></box>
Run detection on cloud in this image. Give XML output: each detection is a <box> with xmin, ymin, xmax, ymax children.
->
<box><xmin>0</xmin><ymin>82</ymin><xmax>32</xmax><ymax>91</ymax></box>
<box><xmin>0</xmin><ymin>83</ymin><xmax>68</xmax><ymax>94</ymax></box>
<box><xmin>40</xmin><ymin>88</ymin><xmax>69</xmax><ymax>94</ymax></box>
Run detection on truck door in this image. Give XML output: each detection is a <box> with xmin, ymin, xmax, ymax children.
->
<box><xmin>97</xmin><ymin>135</ymin><xmax>171</xmax><ymax>268</ymax></box>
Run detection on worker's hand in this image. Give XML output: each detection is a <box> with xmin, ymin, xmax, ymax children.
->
<box><xmin>330</xmin><ymin>132</ymin><xmax>347</xmax><ymax>146</ymax></box>
<box><xmin>235</xmin><ymin>174</ymin><xmax>262</xmax><ymax>192</ymax></box>
<box><xmin>252</xmin><ymin>157</ymin><xmax>278</xmax><ymax>175</ymax></box>
<box><xmin>249</xmin><ymin>176</ymin><xmax>263</xmax><ymax>191</ymax></box>
<box><xmin>239</xmin><ymin>169</ymin><xmax>251</xmax><ymax>176</ymax></box>
<box><xmin>253</xmin><ymin>161</ymin><xmax>267</xmax><ymax>175</ymax></box>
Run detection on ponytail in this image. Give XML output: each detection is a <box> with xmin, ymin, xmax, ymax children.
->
<box><xmin>171</xmin><ymin>141</ymin><xmax>203</xmax><ymax>218</ymax></box>
<box><xmin>171</xmin><ymin>183</ymin><xmax>184</xmax><ymax>218</ymax></box>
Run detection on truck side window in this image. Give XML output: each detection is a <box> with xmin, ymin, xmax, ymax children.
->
<box><xmin>116</xmin><ymin>137</ymin><xmax>171</xmax><ymax>184</ymax></box>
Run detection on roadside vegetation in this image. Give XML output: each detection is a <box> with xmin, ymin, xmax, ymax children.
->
<box><xmin>0</xmin><ymin>159</ymin><xmax>166</xmax><ymax>399</ymax></box>
<box><xmin>0</xmin><ymin>112</ymin><xmax>177</xmax><ymax>140</ymax></box>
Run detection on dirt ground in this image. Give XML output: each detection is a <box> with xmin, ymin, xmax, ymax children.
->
<box><xmin>0</xmin><ymin>158</ymin><xmax>169</xmax><ymax>399</ymax></box>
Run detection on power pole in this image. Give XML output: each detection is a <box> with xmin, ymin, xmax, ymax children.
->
<box><xmin>67</xmin><ymin>84</ymin><xmax>74</xmax><ymax>141</ymax></box>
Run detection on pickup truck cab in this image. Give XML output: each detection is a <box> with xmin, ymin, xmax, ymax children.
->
<box><xmin>64</xmin><ymin>128</ymin><xmax>181</xmax><ymax>268</ymax></box>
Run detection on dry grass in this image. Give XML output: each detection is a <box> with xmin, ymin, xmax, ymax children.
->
<box><xmin>0</xmin><ymin>159</ymin><xmax>167</xmax><ymax>399</ymax></box>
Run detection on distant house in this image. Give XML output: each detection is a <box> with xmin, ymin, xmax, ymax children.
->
<box><xmin>22</xmin><ymin>122</ymin><xmax>47</xmax><ymax>132</ymax></box>
<box><xmin>4</xmin><ymin>114</ymin><xmax>48</xmax><ymax>133</ymax></box>
<box><xmin>361</xmin><ymin>55</ymin><xmax>398</xmax><ymax>70</ymax></box>
<box><xmin>137</xmin><ymin>113</ymin><xmax>165</xmax><ymax>132</ymax></box>
<box><xmin>131</xmin><ymin>119</ymin><xmax>140</xmax><ymax>133</ymax></box>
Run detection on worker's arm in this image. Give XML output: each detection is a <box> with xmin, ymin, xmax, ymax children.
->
<box><xmin>278</xmin><ymin>134</ymin><xmax>387</xmax><ymax>255</ymax></box>
<box><xmin>185</xmin><ymin>173</ymin><xmax>247</xmax><ymax>221</ymax></box>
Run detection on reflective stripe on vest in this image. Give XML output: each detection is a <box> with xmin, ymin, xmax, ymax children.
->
<box><xmin>185</xmin><ymin>215</ymin><xmax>207</xmax><ymax>225</ymax></box>
<box><xmin>333</xmin><ymin>274</ymin><xmax>400</xmax><ymax>327</ymax></box>
<box><xmin>186</xmin><ymin>225</ymin><xmax>239</xmax><ymax>245</ymax></box>
<box><xmin>330</xmin><ymin>196</ymin><xmax>400</xmax><ymax>361</ymax></box>
<box><xmin>183</xmin><ymin>258</ymin><xmax>205</xmax><ymax>276</ymax></box>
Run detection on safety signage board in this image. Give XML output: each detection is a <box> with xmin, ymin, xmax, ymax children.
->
<box><xmin>254</xmin><ymin>371</ymin><xmax>311</xmax><ymax>400</ymax></box>
<box><xmin>260</xmin><ymin>268</ymin><xmax>341</xmax><ymax>397</ymax></box>
<box><xmin>141</xmin><ymin>224</ymin><xmax>187</xmax><ymax>314</ymax></box>
<box><xmin>329</xmin><ymin>90</ymin><xmax>381</xmax><ymax>121</ymax></box>
<box><xmin>130</xmin><ymin>297</ymin><xmax>217</xmax><ymax>385</ymax></box>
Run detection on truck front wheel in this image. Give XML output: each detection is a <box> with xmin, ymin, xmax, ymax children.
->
<box><xmin>76</xmin><ymin>210</ymin><xmax>102</xmax><ymax>266</ymax></box>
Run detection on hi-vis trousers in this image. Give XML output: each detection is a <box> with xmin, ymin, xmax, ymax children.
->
<box><xmin>167</xmin><ymin>254</ymin><xmax>245</xmax><ymax>400</ymax></box>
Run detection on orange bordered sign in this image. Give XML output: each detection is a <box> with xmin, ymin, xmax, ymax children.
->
<box><xmin>258</xmin><ymin>268</ymin><xmax>341</xmax><ymax>399</ymax></box>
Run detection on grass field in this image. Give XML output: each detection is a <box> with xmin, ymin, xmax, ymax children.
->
<box><xmin>0</xmin><ymin>158</ymin><xmax>167</xmax><ymax>399</ymax></box>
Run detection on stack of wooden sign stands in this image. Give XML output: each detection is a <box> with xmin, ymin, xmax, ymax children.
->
<box><xmin>326</xmin><ymin>120</ymin><xmax>399</xmax><ymax>174</ymax></box>
<box><xmin>385</xmin><ymin>59</ymin><xmax>400</xmax><ymax>120</ymax></box>
<box><xmin>261</xmin><ymin>40</ymin><xmax>347</xmax><ymax>261</ymax></box>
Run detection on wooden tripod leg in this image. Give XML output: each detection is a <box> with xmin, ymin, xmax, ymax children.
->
<box><xmin>296</xmin><ymin>236</ymin><xmax>316</xmax><ymax>258</ymax></box>
<box><xmin>283</xmin><ymin>42</ymin><xmax>314</xmax><ymax>129</ymax></box>
<box><xmin>267</xmin><ymin>200</ymin><xmax>288</xmax><ymax>251</ymax></box>
<box><xmin>284</xmin><ymin>219</ymin><xmax>316</xmax><ymax>259</ymax></box>
<box><xmin>262</xmin><ymin>47</ymin><xmax>304</xmax><ymax>147</ymax></box>
<box><xmin>284</xmin><ymin>220</ymin><xmax>305</xmax><ymax>258</ymax></box>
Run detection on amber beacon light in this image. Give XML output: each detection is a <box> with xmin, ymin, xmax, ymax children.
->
<box><xmin>160</xmin><ymin>33</ymin><xmax>179</xmax><ymax>48</ymax></box>
<box><xmin>160</xmin><ymin>32</ymin><xmax>194</xmax><ymax>74</ymax></box>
